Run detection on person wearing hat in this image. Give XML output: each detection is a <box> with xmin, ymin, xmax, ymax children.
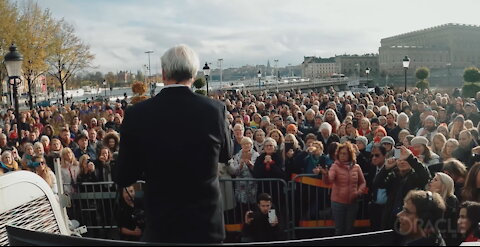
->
<box><xmin>380</xmin><ymin>136</ymin><xmax>395</xmax><ymax>158</ymax></box>
<box><xmin>411</xmin><ymin>136</ymin><xmax>440</xmax><ymax>171</ymax></box>
<box><xmin>73</xmin><ymin>133</ymin><xmax>96</xmax><ymax>160</ymax></box>
<box><xmin>416</xmin><ymin>115</ymin><xmax>438</xmax><ymax>143</ymax></box>
<box><xmin>286</xmin><ymin>124</ymin><xmax>305</xmax><ymax>150</ymax></box>
<box><xmin>355</xmin><ymin>136</ymin><xmax>371</xmax><ymax>172</ymax></box>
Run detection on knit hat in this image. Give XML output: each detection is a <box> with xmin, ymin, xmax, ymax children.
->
<box><xmin>380</xmin><ymin>136</ymin><xmax>395</xmax><ymax>146</ymax></box>
<box><xmin>411</xmin><ymin>136</ymin><xmax>429</xmax><ymax>146</ymax></box>
<box><xmin>355</xmin><ymin>136</ymin><xmax>368</xmax><ymax>147</ymax></box>
<box><xmin>424</xmin><ymin>115</ymin><xmax>436</xmax><ymax>124</ymax></box>
<box><xmin>287</xmin><ymin>124</ymin><xmax>297</xmax><ymax>132</ymax></box>
<box><xmin>286</xmin><ymin>116</ymin><xmax>296</xmax><ymax>124</ymax></box>
<box><xmin>261</xmin><ymin>116</ymin><xmax>270</xmax><ymax>122</ymax></box>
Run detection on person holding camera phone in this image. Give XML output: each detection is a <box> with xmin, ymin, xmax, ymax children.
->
<box><xmin>241</xmin><ymin>193</ymin><xmax>284</xmax><ymax>242</ymax></box>
<box><xmin>373</xmin><ymin>146</ymin><xmax>431</xmax><ymax>230</ymax></box>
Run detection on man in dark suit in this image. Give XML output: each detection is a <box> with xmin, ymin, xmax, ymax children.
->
<box><xmin>115</xmin><ymin>45</ymin><xmax>233</xmax><ymax>243</ymax></box>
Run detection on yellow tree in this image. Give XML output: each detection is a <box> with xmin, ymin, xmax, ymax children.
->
<box><xmin>48</xmin><ymin>19</ymin><xmax>94</xmax><ymax>105</ymax></box>
<box><xmin>15</xmin><ymin>0</ymin><xmax>58</xmax><ymax>109</ymax></box>
<box><xmin>0</xmin><ymin>0</ymin><xmax>19</xmax><ymax>98</ymax></box>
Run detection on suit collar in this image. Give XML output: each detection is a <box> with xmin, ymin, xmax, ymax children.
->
<box><xmin>157</xmin><ymin>85</ymin><xmax>194</xmax><ymax>97</ymax></box>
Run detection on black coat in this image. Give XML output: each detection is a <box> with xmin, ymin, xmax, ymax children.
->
<box><xmin>242</xmin><ymin>210</ymin><xmax>284</xmax><ymax>242</ymax></box>
<box><xmin>317</xmin><ymin>134</ymin><xmax>340</xmax><ymax>150</ymax></box>
<box><xmin>115</xmin><ymin>86</ymin><xmax>233</xmax><ymax>243</ymax></box>
<box><xmin>374</xmin><ymin>155</ymin><xmax>431</xmax><ymax>229</ymax></box>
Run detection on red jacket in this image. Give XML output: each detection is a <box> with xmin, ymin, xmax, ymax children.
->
<box><xmin>324</xmin><ymin>160</ymin><xmax>366</xmax><ymax>204</ymax></box>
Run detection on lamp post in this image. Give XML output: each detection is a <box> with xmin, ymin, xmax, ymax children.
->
<box><xmin>446</xmin><ymin>63</ymin><xmax>451</xmax><ymax>86</ymax></box>
<box><xmin>203</xmin><ymin>62</ymin><xmax>210</xmax><ymax>95</ymax></box>
<box><xmin>365</xmin><ymin>67</ymin><xmax>370</xmax><ymax>83</ymax></box>
<box><xmin>103</xmin><ymin>79</ymin><xmax>107</xmax><ymax>97</ymax></box>
<box><xmin>145</xmin><ymin>51</ymin><xmax>154</xmax><ymax>96</ymax></box>
<box><xmin>402</xmin><ymin>56</ymin><xmax>410</xmax><ymax>92</ymax></box>
<box><xmin>257</xmin><ymin>70</ymin><xmax>261</xmax><ymax>90</ymax></box>
<box><xmin>4</xmin><ymin>44</ymin><xmax>23</xmax><ymax>124</ymax></box>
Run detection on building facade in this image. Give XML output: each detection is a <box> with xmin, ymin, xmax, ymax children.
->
<box><xmin>379</xmin><ymin>23</ymin><xmax>480</xmax><ymax>75</ymax></box>
<box><xmin>334</xmin><ymin>54</ymin><xmax>379</xmax><ymax>77</ymax></box>
<box><xmin>302</xmin><ymin>56</ymin><xmax>339</xmax><ymax>78</ymax></box>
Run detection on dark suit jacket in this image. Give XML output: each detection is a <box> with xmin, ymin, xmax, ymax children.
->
<box><xmin>115</xmin><ymin>86</ymin><xmax>233</xmax><ymax>243</ymax></box>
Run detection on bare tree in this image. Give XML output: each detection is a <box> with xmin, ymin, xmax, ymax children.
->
<box><xmin>48</xmin><ymin>19</ymin><xmax>94</xmax><ymax>105</ymax></box>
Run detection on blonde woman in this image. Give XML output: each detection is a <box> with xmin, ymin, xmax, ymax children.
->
<box><xmin>441</xmin><ymin>139</ymin><xmax>459</xmax><ymax>161</ymax></box>
<box><xmin>358</xmin><ymin>117</ymin><xmax>371</xmax><ymax>137</ymax></box>
<box><xmin>431</xmin><ymin>133</ymin><xmax>447</xmax><ymax>157</ymax></box>
<box><xmin>427</xmin><ymin>172</ymin><xmax>458</xmax><ymax>244</ymax></box>
<box><xmin>60</xmin><ymin>147</ymin><xmax>80</xmax><ymax>194</ymax></box>
<box><xmin>324</xmin><ymin>109</ymin><xmax>341</xmax><ymax>134</ymax></box>
<box><xmin>449</xmin><ymin>115</ymin><xmax>466</xmax><ymax>140</ymax></box>
<box><xmin>30</xmin><ymin>155</ymin><xmax>57</xmax><ymax>194</ymax></box>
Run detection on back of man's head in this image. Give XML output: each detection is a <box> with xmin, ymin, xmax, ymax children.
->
<box><xmin>161</xmin><ymin>44</ymin><xmax>199</xmax><ymax>83</ymax></box>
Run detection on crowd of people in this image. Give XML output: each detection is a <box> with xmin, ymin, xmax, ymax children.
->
<box><xmin>2</xmin><ymin>83</ymin><xmax>480</xmax><ymax>245</ymax></box>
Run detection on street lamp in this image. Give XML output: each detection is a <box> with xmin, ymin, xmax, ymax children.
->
<box><xmin>257</xmin><ymin>70</ymin><xmax>261</xmax><ymax>90</ymax></box>
<box><xmin>365</xmin><ymin>67</ymin><xmax>370</xmax><ymax>85</ymax></box>
<box><xmin>4</xmin><ymin>44</ymin><xmax>23</xmax><ymax>124</ymax></box>
<box><xmin>203</xmin><ymin>62</ymin><xmax>210</xmax><ymax>95</ymax></box>
<box><xmin>402</xmin><ymin>56</ymin><xmax>410</xmax><ymax>92</ymax></box>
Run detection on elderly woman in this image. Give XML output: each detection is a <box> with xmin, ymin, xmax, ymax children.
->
<box><xmin>317</xmin><ymin>122</ymin><xmax>340</xmax><ymax>150</ymax></box>
<box><xmin>318</xmin><ymin>142</ymin><xmax>366</xmax><ymax>236</ymax></box>
<box><xmin>253</xmin><ymin>137</ymin><xmax>285</xmax><ymax>203</ymax></box>
<box><xmin>232</xmin><ymin>123</ymin><xmax>245</xmax><ymax>155</ymax></box>
<box><xmin>253</xmin><ymin>137</ymin><xmax>284</xmax><ymax>179</ymax></box>
<box><xmin>33</xmin><ymin>142</ymin><xmax>45</xmax><ymax>158</ymax></box>
<box><xmin>40</xmin><ymin>135</ymin><xmax>51</xmax><ymax>155</ymax></box>
<box><xmin>230</xmin><ymin>137</ymin><xmax>260</xmax><ymax>207</ymax></box>
<box><xmin>267</xmin><ymin>129</ymin><xmax>285</xmax><ymax>165</ymax></box>
<box><xmin>0</xmin><ymin>151</ymin><xmax>19</xmax><ymax>174</ymax></box>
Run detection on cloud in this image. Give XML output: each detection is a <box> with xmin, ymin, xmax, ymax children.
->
<box><xmin>35</xmin><ymin>0</ymin><xmax>480</xmax><ymax>73</ymax></box>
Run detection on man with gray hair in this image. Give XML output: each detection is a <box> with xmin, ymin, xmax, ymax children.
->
<box><xmin>116</xmin><ymin>44</ymin><xmax>233</xmax><ymax>243</ymax></box>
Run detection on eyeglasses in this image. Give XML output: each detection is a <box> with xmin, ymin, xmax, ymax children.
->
<box><xmin>372</xmin><ymin>154</ymin><xmax>382</xmax><ymax>158</ymax></box>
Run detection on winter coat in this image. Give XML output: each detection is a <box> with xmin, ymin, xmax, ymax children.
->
<box><xmin>324</xmin><ymin>160</ymin><xmax>366</xmax><ymax>205</ymax></box>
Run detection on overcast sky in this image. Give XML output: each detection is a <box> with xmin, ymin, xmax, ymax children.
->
<box><xmin>35</xmin><ymin>0</ymin><xmax>480</xmax><ymax>73</ymax></box>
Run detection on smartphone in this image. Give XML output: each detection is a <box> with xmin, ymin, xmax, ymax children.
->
<box><xmin>394</xmin><ymin>148</ymin><xmax>401</xmax><ymax>159</ymax></box>
<box><xmin>247</xmin><ymin>211</ymin><xmax>254</xmax><ymax>219</ymax></box>
<box><xmin>268</xmin><ymin>209</ymin><xmax>277</xmax><ymax>224</ymax></box>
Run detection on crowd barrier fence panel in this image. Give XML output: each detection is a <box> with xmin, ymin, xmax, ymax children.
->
<box><xmin>289</xmin><ymin>174</ymin><xmax>371</xmax><ymax>234</ymax></box>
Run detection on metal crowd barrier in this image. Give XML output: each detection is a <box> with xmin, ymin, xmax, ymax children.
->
<box><xmin>63</xmin><ymin>176</ymin><xmax>373</xmax><ymax>241</ymax></box>
<box><xmin>219</xmin><ymin>178</ymin><xmax>294</xmax><ymax>240</ymax></box>
<box><xmin>290</xmin><ymin>174</ymin><xmax>371</xmax><ymax>235</ymax></box>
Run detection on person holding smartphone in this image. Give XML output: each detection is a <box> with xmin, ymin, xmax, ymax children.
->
<box><xmin>241</xmin><ymin>193</ymin><xmax>284</xmax><ymax>242</ymax></box>
<box><xmin>373</xmin><ymin>146</ymin><xmax>431</xmax><ymax>230</ymax></box>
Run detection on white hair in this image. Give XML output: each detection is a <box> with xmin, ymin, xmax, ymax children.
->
<box><xmin>33</xmin><ymin>142</ymin><xmax>44</xmax><ymax>151</ymax></box>
<box><xmin>397</xmin><ymin>112</ymin><xmax>410</xmax><ymax>123</ymax></box>
<box><xmin>40</xmin><ymin>135</ymin><xmax>50</xmax><ymax>143</ymax></box>
<box><xmin>319</xmin><ymin>122</ymin><xmax>332</xmax><ymax>136</ymax></box>
<box><xmin>264</xmin><ymin>137</ymin><xmax>278</xmax><ymax>149</ymax></box>
<box><xmin>161</xmin><ymin>44</ymin><xmax>199</xmax><ymax>82</ymax></box>
<box><xmin>379</xmin><ymin>105</ymin><xmax>389</xmax><ymax>115</ymax></box>
<box><xmin>233</xmin><ymin>123</ymin><xmax>244</xmax><ymax>131</ymax></box>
